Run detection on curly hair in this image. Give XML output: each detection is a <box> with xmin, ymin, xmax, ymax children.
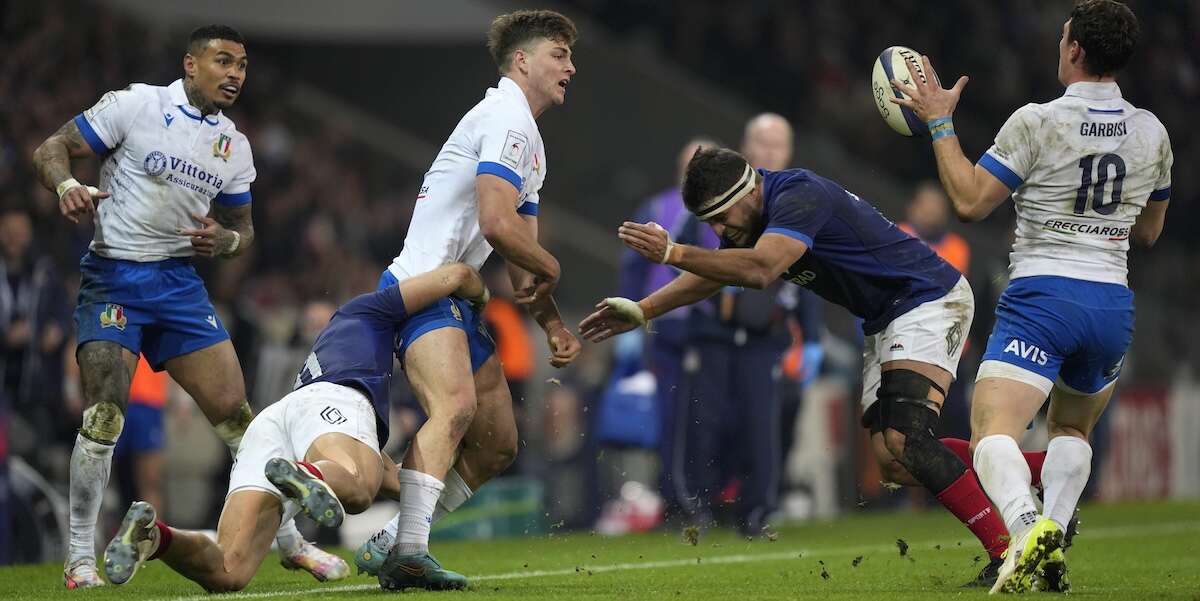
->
<box><xmin>487</xmin><ymin>10</ymin><xmax>578</xmax><ymax>73</ymax></box>
<box><xmin>1069</xmin><ymin>1</ymin><xmax>1139</xmax><ymax>77</ymax></box>
<box><xmin>681</xmin><ymin>147</ymin><xmax>750</xmax><ymax>214</ymax></box>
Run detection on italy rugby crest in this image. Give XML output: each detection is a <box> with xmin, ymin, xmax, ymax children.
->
<box><xmin>99</xmin><ymin>304</ymin><xmax>127</xmax><ymax>330</ymax></box>
<box><xmin>213</xmin><ymin>133</ymin><xmax>232</xmax><ymax>162</ymax></box>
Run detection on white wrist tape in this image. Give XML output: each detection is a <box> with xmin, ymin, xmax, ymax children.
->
<box><xmin>56</xmin><ymin>178</ymin><xmax>99</xmax><ymax>200</ymax></box>
<box><xmin>651</xmin><ymin>222</ymin><xmax>676</xmax><ymax>264</ymax></box>
<box><xmin>604</xmin><ymin>297</ymin><xmax>646</xmax><ymax>326</ymax></box>
<box><xmin>225</xmin><ymin>230</ymin><xmax>241</xmax><ymax>255</ymax></box>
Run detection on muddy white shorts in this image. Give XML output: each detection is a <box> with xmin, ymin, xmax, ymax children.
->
<box><xmin>860</xmin><ymin>276</ymin><xmax>974</xmax><ymax>414</ymax></box>
<box><xmin>227</xmin><ymin>382</ymin><xmax>380</xmax><ymax>502</ymax></box>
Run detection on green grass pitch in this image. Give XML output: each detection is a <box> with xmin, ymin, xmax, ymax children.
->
<box><xmin>3</xmin><ymin>500</ymin><xmax>1197</xmax><ymax>600</ymax></box>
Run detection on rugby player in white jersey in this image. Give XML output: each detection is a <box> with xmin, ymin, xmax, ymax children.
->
<box><xmin>890</xmin><ymin>0</ymin><xmax>1169</xmax><ymax>593</ymax></box>
<box><xmin>32</xmin><ymin>25</ymin><xmax>346</xmax><ymax>588</ymax></box>
<box><xmin>100</xmin><ymin>263</ymin><xmax>489</xmax><ymax>593</ymax></box>
<box><xmin>360</xmin><ymin>10</ymin><xmax>582</xmax><ymax>591</ymax></box>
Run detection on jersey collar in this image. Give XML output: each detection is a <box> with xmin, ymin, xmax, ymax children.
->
<box><xmin>491</xmin><ymin>76</ymin><xmax>534</xmax><ymax>120</ymax></box>
<box><xmin>168</xmin><ymin>79</ymin><xmax>221</xmax><ymax>125</ymax></box>
<box><xmin>1063</xmin><ymin>81</ymin><xmax>1122</xmax><ymax>101</ymax></box>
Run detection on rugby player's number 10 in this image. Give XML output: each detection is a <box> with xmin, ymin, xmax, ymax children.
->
<box><xmin>1074</xmin><ymin>153</ymin><xmax>1125</xmax><ymax>216</ymax></box>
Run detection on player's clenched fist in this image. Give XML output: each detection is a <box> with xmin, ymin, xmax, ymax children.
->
<box><xmin>58</xmin><ymin>183</ymin><xmax>109</xmax><ymax>224</ymax></box>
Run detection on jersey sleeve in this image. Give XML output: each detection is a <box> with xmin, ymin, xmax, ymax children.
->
<box><xmin>517</xmin><ymin>189</ymin><xmax>539</xmax><ymax>216</ymax></box>
<box><xmin>74</xmin><ymin>87</ymin><xmax>150</xmax><ymax>154</ymax></box>
<box><xmin>762</xmin><ymin>181</ymin><xmax>834</xmax><ymax>248</ymax></box>
<box><xmin>1149</xmin><ymin>129</ymin><xmax>1173</xmax><ymax>201</ymax></box>
<box><xmin>474</xmin><ymin>108</ymin><xmax>534</xmax><ymax>193</ymax></box>
<box><xmin>979</xmin><ymin>103</ymin><xmax>1041</xmax><ymax>191</ymax></box>
<box><xmin>215</xmin><ymin>136</ymin><xmax>256</xmax><ymax>207</ymax></box>
<box><xmin>343</xmin><ymin>286</ymin><xmax>409</xmax><ymax>326</ymax></box>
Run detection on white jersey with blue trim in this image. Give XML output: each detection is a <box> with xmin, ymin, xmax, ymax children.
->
<box><xmin>388</xmin><ymin>77</ymin><xmax>545</xmax><ymax>279</ymax></box>
<box><xmin>980</xmin><ymin>81</ymin><xmax>1172</xmax><ymax>286</ymax></box>
<box><xmin>75</xmin><ymin>79</ymin><xmax>256</xmax><ymax>262</ymax></box>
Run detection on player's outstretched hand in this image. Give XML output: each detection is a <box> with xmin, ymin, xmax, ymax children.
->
<box><xmin>59</xmin><ymin>185</ymin><xmax>109</xmax><ymax>224</ymax></box>
<box><xmin>579</xmin><ymin>297</ymin><xmax>645</xmax><ymax>343</ymax></box>
<box><xmin>888</xmin><ymin>54</ymin><xmax>968</xmax><ymax>122</ymax></box>
<box><xmin>546</xmin><ymin>324</ymin><xmax>581</xmax><ymax>368</ymax></box>
<box><xmin>178</xmin><ymin>214</ymin><xmax>233</xmax><ymax>257</ymax></box>
<box><xmin>619</xmin><ymin>221</ymin><xmax>674</xmax><ymax>264</ymax></box>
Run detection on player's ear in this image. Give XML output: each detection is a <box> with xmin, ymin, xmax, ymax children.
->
<box><xmin>183</xmin><ymin>52</ymin><xmax>197</xmax><ymax>78</ymax></box>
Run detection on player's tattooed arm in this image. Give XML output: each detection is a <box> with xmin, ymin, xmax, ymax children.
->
<box><xmin>212</xmin><ymin>202</ymin><xmax>255</xmax><ymax>258</ymax></box>
<box><xmin>32</xmin><ymin>119</ymin><xmax>95</xmax><ymax>192</ymax></box>
<box><xmin>33</xmin><ymin>119</ymin><xmax>110</xmax><ymax>223</ymax></box>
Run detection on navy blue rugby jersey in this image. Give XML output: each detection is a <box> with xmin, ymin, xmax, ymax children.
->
<box><xmin>295</xmin><ymin>285</ymin><xmax>408</xmax><ymax>446</ymax></box>
<box><xmin>736</xmin><ymin>168</ymin><xmax>962</xmax><ymax>335</ymax></box>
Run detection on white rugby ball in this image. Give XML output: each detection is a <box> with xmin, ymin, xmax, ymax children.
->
<box><xmin>871</xmin><ymin>46</ymin><xmax>931</xmax><ymax>137</ymax></box>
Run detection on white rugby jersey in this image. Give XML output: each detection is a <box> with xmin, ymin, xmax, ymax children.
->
<box><xmin>75</xmin><ymin>79</ymin><xmax>256</xmax><ymax>261</ymax></box>
<box><xmin>388</xmin><ymin>77</ymin><xmax>545</xmax><ymax>279</ymax></box>
<box><xmin>980</xmin><ymin>81</ymin><xmax>1172</xmax><ymax>286</ymax></box>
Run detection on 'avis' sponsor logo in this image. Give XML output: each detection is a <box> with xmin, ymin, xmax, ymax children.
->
<box><xmin>1004</xmin><ymin>339</ymin><xmax>1048</xmax><ymax>366</ymax></box>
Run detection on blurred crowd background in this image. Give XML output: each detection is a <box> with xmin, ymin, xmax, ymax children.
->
<box><xmin>1</xmin><ymin>0</ymin><xmax>1196</xmax><ymax>564</ymax></box>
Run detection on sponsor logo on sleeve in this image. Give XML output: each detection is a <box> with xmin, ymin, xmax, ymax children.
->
<box><xmin>500</xmin><ymin>130</ymin><xmax>528</xmax><ymax>169</ymax></box>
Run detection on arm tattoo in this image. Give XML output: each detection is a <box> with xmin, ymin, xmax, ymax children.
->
<box><xmin>32</xmin><ymin>119</ymin><xmax>94</xmax><ymax>193</ymax></box>
<box><xmin>212</xmin><ymin>202</ymin><xmax>255</xmax><ymax>258</ymax></box>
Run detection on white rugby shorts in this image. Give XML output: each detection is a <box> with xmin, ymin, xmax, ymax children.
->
<box><xmin>860</xmin><ymin>276</ymin><xmax>974</xmax><ymax>410</ymax></box>
<box><xmin>227</xmin><ymin>382</ymin><xmax>380</xmax><ymax>503</ymax></box>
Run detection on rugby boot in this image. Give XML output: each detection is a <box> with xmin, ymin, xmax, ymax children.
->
<box><xmin>1036</xmin><ymin>547</ymin><xmax>1071</xmax><ymax>593</ymax></box>
<box><xmin>103</xmin><ymin>501</ymin><xmax>159</xmax><ymax>585</ymax></box>
<box><xmin>354</xmin><ymin>530</ymin><xmax>393</xmax><ymax>576</ymax></box>
<box><xmin>378</xmin><ymin>550</ymin><xmax>468</xmax><ymax>591</ymax></box>
<box><xmin>265</xmin><ymin>458</ymin><xmax>344</xmax><ymax>528</ymax></box>
<box><xmin>991</xmin><ymin>517</ymin><xmax>1064</xmax><ymax>594</ymax></box>
<box><xmin>280</xmin><ymin>541</ymin><xmax>351</xmax><ymax>581</ymax></box>
<box><xmin>962</xmin><ymin>555</ymin><xmax>1004</xmax><ymax>588</ymax></box>
<box><xmin>64</xmin><ymin>559</ymin><xmax>106</xmax><ymax>589</ymax></box>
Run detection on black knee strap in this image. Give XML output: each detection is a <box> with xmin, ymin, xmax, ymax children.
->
<box><xmin>878</xmin><ymin>369</ymin><xmax>965</xmax><ymax>493</ymax></box>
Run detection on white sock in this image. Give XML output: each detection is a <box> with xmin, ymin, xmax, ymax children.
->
<box><xmin>1041</xmin><ymin>436</ymin><xmax>1092</xmax><ymax>531</ymax></box>
<box><xmin>275</xmin><ymin>517</ymin><xmax>305</xmax><ymax>556</ymax></box>
<box><xmin>68</xmin><ymin>434</ymin><xmax>114</xmax><ymax>564</ymax></box>
<box><xmin>394</xmin><ymin>469</ymin><xmax>445</xmax><ymax>555</ymax></box>
<box><xmin>382</xmin><ymin>468</ymin><xmax>473</xmax><ymax>545</ymax></box>
<box><xmin>974</xmin><ymin>434</ymin><xmax>1040</xmax><ymax>537</ymax></box>
<box><xmin>433</xmin><ymin>468</ymin><xmax>474</xmax><ymax>523</ymax></box>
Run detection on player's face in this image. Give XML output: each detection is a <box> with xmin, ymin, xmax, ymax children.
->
<box><xmin>522</xmin><ymin>37</ymin><xmax>575</xmax><ymax>107</ymax></box>
<box><xmin>187</xmin><ymin>39</ymin><xmax>248</xmax><ymax>110</ymax></box>
<box><xmin>704</xmin><ymin>185</ymin><xmax>763</xmax><ymax>248</ymax></box>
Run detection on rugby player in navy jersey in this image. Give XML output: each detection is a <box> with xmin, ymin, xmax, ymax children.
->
<box><xmin>582</xmin><ymin>147</ymin><xmax>1009</xmax><ymax>584</ymax></box>
<box><xmin>101</xmin><ymin>264</ymin><xmax>488</xmax><ymax>593</ymax></box>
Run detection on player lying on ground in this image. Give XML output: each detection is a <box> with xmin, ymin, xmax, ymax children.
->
<box><xmin>32</xmin><ymin>24</ymin><xmax>345</xmax><ymax>589</ymax></box>
<box><xmin>581</xmin><ymin>147</ymin><xmax>1037</xmax><ymax>587</ymax></box>
<box><xmin>101</xmin><ymin>263</ymin><xmax>489</xmax><ymax>593</ymax></box>
<box><xmin>889</xmin><ymin>0</ymin><xmax>1169</xmax><ymax>593</ymax></box>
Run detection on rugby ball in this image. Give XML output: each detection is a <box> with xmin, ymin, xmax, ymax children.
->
<box><xmin>871</xmin><ymin>46</ymin><xmax>930</xmax><ymax>137</ymax></box>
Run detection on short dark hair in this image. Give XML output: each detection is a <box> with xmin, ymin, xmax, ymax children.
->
<box><xmin>1068</xmin><ymin>1</ymin><xmax>1138</xmax><ymax>77</ymax></box>
<box><xmin>188</xmin><ymin>25</ymin><xmax>246</xmax><ymax>56</ymax></box>
<box><xmin>681</xmin><ymin>147</ymin><xmax>750</xmax><ymax>214</ymax></box>
<box><xmin>487</xmin><ymin>10</ymin><xmax>577</xmax><ymax>73</ymax></box>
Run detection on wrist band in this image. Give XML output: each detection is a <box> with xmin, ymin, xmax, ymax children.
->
<box><xmin>927</xmin><ymin>116</ymin><xmax>956</xmax><ymax>141</ymax></box>
<box><xmin>660</xmin><ymin>239</ymin><xmax>675</xmax><ymax>264</ymax></box>
<box><xmin>225</xmin><ymin>230</ymin><xmax>241</xmax><ymax>255</ymax></box>
<box><xmin>56</xmin><ymin>178</ymin><xmax>83</xmax><ymax>199</ymax></box>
